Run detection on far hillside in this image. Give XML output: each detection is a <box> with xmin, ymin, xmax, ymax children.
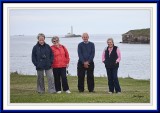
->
<box><xmin>122</xmin><ymin>28</ymin><xmax>150</xmax><ymax>44</ymax></box>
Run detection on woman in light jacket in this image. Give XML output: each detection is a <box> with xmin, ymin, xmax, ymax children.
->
<box><xmin>51</xmin><ymin>36</ymin><xmax>71</xmax><ymax>94</ymax></box>
<box><xmin>102</xmin><ymin>38</ymin><xmax>121</xmax><ymax>94</ymax></box>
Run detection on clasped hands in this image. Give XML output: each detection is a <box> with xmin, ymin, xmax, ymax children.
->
<box><xmin>84</xmin><ymin>61</ymin><xmax>90</xmax><ymax>68</ymax></box>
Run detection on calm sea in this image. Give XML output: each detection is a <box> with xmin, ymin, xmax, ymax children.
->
<box><xmin>10</xmin><ymin>34</ymin><xmax>150</xmax><ymax>79</ymax></box>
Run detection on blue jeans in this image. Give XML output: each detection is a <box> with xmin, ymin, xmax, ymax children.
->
<box><xmin>106</xmin><ymin>67</ymin><xmax>121</xmax><ymax>93</ymax></box>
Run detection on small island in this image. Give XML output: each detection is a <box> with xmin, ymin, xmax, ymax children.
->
<box><xmin>121</xmin><ymin>28</ymin><xmax>150</xmax><ymax>44</ymax></box>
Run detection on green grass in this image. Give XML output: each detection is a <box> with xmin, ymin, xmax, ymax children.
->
<box><xmin>10</xmin><ymin>73</ymin><xmax>150</xmax><ymax>103</ymax></box>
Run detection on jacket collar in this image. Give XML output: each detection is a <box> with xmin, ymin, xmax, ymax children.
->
<box><xmin>37</xmin><ymin>42</ymin><xmax>46</xmax><ymax>46</ymax></box>
<box><xmin>52</xmin><ymin>44</ymin><xmax>62</xmax><ymax>48</ymax></box>
<box><xmin>83</xmin><ymin>41</ymin><xmax>89</xmax><ymax>44</ymax></box>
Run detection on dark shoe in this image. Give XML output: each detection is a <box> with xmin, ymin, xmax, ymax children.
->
<box><xmin>116</xmin><ymin>92</ymin><xmax>121</xmax><ymax>94</ymax></box>
<box><xmin>38</xmin><ymin>92</ymin><xmax>45</xmax><ymax>94</ymax></box>
<box><xmin>79</xmin><ymin>90</ymin><xmax>84</xmax><ymax>93</ymax></box>
<box><xmin>89</xmin><ymin>91</ymin><xmax>95</xmax><ymax>93</ymax></box>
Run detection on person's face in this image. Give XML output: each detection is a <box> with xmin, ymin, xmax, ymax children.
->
<box><xmin>82</xmin><ymin>34</ymin><xmax>89</xmax><ymax>42</ymax></box>
<box><xmin>38</xmin><ymin>36</ymin><xmax>45</xmax><ymax>45</ymax></box>
<box><xmin>107</xmin><ymin>40</ymin><xmax>114</xmax><ymax>48</ymax></box>
<box><xmin>52</xmin><ymin>39</ymin><xmax>59</xmax><ymax>45</ymax></box>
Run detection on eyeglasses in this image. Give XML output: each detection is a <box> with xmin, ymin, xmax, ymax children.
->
<box><xmin>53</xmin><ymin>40</ymin><xmax>58</xmax><ymax>43</ymax></box>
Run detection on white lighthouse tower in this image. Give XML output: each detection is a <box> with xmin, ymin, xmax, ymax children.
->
<box><xmin>65</xmin><ymin>26</ymin><xmax>81</xmax><ymax>37</ymax></box>
<box><xmin>71</xmin><ymin>26</ymin><xmax>73</xmax><ymax>35</ymax></box>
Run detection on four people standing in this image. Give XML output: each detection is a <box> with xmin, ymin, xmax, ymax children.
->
<box><xmin>32</xmin><ymin>33</ymin><xmax>121</xmax><ymax>94</ymax></box>
<box><xmin>77</xmin><ymin>33</ymin><xmax>95</xmax><ymax>93</ymax></box>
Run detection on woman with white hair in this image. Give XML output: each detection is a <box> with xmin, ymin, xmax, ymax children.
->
<box><xmin>32</xmin><ymin>33</ymin><xmax>56</xmax><ymax>94</ymax></box>
<box><xmin>102</xmin><ymin>38</ymin><xmax>121</xmax><ymax>94</ymax></box>
<box><xmin>51</xmin><ymin>36</ymin><xmax>71</xmax><ymax>94</ymax></box>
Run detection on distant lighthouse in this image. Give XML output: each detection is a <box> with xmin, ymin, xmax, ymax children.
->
<box><xmin>71</xmin><ymin>26</ymin><xmax>73</xmax><ymax>35</ymax></box>
<box><xmin>65</xmin><ymin>26</ymin><xmax>81</xmax><ymax>38</ymax></box>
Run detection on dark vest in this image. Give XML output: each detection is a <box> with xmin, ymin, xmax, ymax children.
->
<box><xmin>105</xmin><ymin>46</ymin><xmax>119</xmax><ymax>68</ymax></box>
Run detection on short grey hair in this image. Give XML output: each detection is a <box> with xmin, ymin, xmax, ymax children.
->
<box><xmin>82</xmin><ymin>32</ymin><xmax>89</xmax><ymax>38</ymax></box>
<box><xmin>107</xmin><ymin>38</ymin><xmax>114</xmax><ymax>44</ymax></box>
<box><xmin>51</xmin><ymin>36</ymin><xmax>59</xmax><ymax>43</ymax></box>
<box><xmin>37</xmin><ymin>33</ymin><xmax>45</xmax><ymax>39</ymax></box>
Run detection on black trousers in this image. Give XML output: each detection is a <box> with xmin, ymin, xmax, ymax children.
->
<box><xmin>53</xmin><ymin>68</ymin><xmax>69</xmax><ymax>91</ymax></box>
<box><xmin>106</xmin><ymin>67</ymin><xmax>121</xmax><ymax>93</ymax></box>
<box><xmin>77</xmin><ymin>62</ymin><xmax>95</xmax><ymax>92</ymax></box>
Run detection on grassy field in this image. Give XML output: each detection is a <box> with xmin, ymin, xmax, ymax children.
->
<box><xmin>10</xmin><ymin>73</ymin><xmax>150</xmax><ymax>103</ymax></box>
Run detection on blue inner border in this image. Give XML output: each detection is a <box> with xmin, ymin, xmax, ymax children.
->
<box><xmin>0</xmin><ymin>0</ymin><xmax>159</xmax><ymax>3</ymax></box>
<box><xmin>157</xmin><ymin>1</ymin><xmax>160</xmax><ymax>112</ymax></box>
<box><xmin>0</xmin><ymin>0</ymin><xmax>159</xmax><ymax>112</ymax></box>
<box><xmin>0</xmin><ymin>0</ymin><xmax>3</xmax><ymax>112</ymax></box>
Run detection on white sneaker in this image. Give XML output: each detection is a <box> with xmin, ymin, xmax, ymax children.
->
<box><xmin>108</xmin><ymin>92</ymin><xmax>113</xmax><ymax>94</ymax></box>
<box><xmin>66</xmin><ymin>90</ymin><xmax>71</xmax><ymax>94</ymax></box>
<box><xmin>57</xmin><ymin>91</ymin><xmax>62</xmax><ymax>94</ymax></box>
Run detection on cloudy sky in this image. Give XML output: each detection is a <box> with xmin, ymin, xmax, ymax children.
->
<box><xmin>10</xmin><ymin>9</ymin><xmax>150</xmax><ymax>36</ymax></box>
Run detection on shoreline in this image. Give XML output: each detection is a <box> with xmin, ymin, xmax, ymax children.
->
<box><xmin>10</xmin><ymin>72</ymin><xmax>150</xmax><ymax>81</ymax></box>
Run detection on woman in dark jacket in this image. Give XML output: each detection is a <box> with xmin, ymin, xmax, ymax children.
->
<box><xmin>102</xmin><ymin>38</ymin><xmax>121</xmax><ymax>94</ymax></box>
<box><xmin>32</xmin><ymin>33</ymin><xmax>56</xmax><ymax>94</ymax></box>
